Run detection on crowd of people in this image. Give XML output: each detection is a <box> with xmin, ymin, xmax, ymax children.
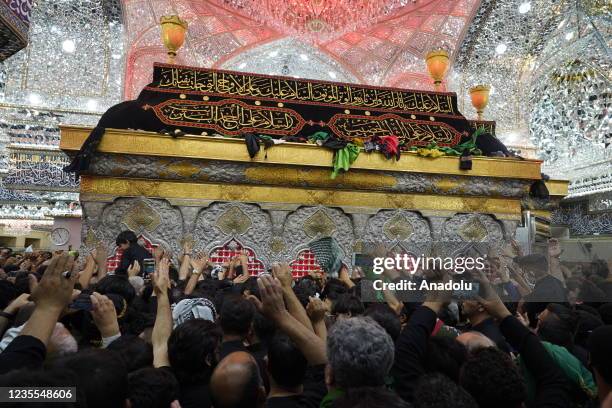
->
<box><xmin>0</xmin><ymin>231</ymin><xmax>611</xmax><ymax>408</ymax></box>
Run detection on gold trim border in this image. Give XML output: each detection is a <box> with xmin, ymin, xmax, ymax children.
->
<box><xmin>79</xmin><ymin>176</ymin><xmax>522</xmax><ymax>218</ymax></box>
<box><xmin>545</xmin><ymin>180</ymin><xmax>569</xmax><ymax>197</ymax></box>
<box><xmin>60</xmin><ymin>125</ymin><xmax>544</xmax><ymax>180</ymax></box>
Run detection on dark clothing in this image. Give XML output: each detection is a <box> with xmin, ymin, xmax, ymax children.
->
<box><xmin>267</xmin><ymin>395</ymin><xmax>303</xmax><ymax>408</ymax></box>
<box><xmin>178</xmin><ymin>383</ymin><xmax>212</xmax><ymax>408</ymax></box>
<box><xmin>247</xmin><ymin>342</ymin><xmax>268</xmax><ymax>363</ymax></box>
<box><xmin>266</xmin><ymin>365</ymin><xmax>327</xmax><ymax>408</ymax></box>
<box><xmin>117</xmin><ymin>243</ymin><xmax>151</xmax><ymax>276</ymax></box>
<box><xmin>160</xmin><ymin>366</ymin><xmax>212</xmax><ymax>408</ymax></box>
<box><xmin>600</xmin><ymin>281</ymin><xmax>612</xmax><ymax>302</ymax></box>
<box><xmin>524</xmin><ymin>275</ymin><xmax>567</xmax><ymax>323</ymax></box>
<box><xmin>0</xmin><ymin>335</ymin><xmax>46</xmax><ymax>375</ymax></box>
<box><xmin>219</xmin><ymin>339</ymin><xmax>248</xmax><ymax>360</ymax></box>
<box><xmin>471</xmin><ymin>317</ymin><xmax>513</xmax><ymax>353</ymax></box>
<box><xmin>528</xmin><ymin>275</ymin><xmax>567</xmax><ymax>304</ymax></box>
<box><xmin>392</xmin><ymin>305</ymin><xmax>437</xmax><ymax>402</ymax></box>
<box><xmin>499</xmin><ymin>315</ymin><xmax>570</xmax><ymax>408</ymax></box>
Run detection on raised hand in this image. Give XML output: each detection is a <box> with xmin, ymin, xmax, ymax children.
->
<box><xmin>90</xmin><ymin>292</ymin><xmax>120</xmax><ymax>338</ymax></box>
<box><xmin>272</xmin><ymin>262</ymin><xmax>293</xmax><ymax>288</ymax></box>
<box><xmin>93</xmin><ymin>243</ymin><xmax>108</xmax><ymax>265</ymax></box>
<box><xmin>248</xmin><ymin>274</ymin><xmax>287</xmax><ymax>319</ymax></box>
<box><xmin>152</xmin><ymin>258</ymin><xmax>170</xmax><ymax>295</ymax></box>
<box><xmin>474</xmin><ymin>270</ymin><xmax>511</xmax><ymax>320</ymax></box>
<box><xmin>3</xmin><ymin>293</ymin><xmax>32</xmax><ymax>315</ymax></box>
<box><xmin>189</xmin><ymin>252</ymin><xmax>208</xmax><ymax>274</ymax></box>
<box><xmin>30</xmin><ymin>254</ymin><xmax>78</xmax><ymax>312</ymax></box>
<box><xmin>127</xmin><ymin>260</ymin><xmax>141</xmax><ymax>277</ymax></box>
<box><xmin>153</xmin><ymin>246</ymin><xmax>165</xmax><ymax>262</ymax></box>
<box><xmin>28</xmin><ymin>273</ymin><xmax>39</xmax><ymax>293</ymax></box>
<box><xmin>233</xmin><ymin>273</ymin><xmax>250</xmax><ymax>284</ymax></box>
<box><xmin>182</xmin><ymin>239</ymin><xmax>193</xmax><ymax>256</ymax></box>
<box><xmin>306</xmin><ymin>296</ymin><xmax>326</xmax><ymax>323</ymax></box>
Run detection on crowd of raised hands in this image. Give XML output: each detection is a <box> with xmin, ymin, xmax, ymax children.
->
<box><xmin>0</xmin><ymin>240</ymin><xmax>611</xmax><ymax>408</ymax></box>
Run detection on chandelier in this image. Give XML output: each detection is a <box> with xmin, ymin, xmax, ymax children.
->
<box><xmin>219</xmin><ymin>0</ymin><xmax>415</xmax><ymax>43</ymax></box>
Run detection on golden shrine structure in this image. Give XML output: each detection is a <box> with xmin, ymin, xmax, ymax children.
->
<box><xmin>60</xmin><ymin>122</ymin><xmax>568</xmax><ymax>273</ymax></box>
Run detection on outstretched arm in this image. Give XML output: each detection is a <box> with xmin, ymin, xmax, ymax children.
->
<box><xmin>249</xmin><ymin>275</ymin><xmax>326</xmax><ymax>365</ymax></box>
<box><xmin>90</xmin><ymin>292</ymin><xmax>121</xmax><ymax>347</ymax></box>
<box><xmin>21</xmin><ymin>254</ymin><xmax>78</xmax><ymax>346</ymax></box>
<box><xmin>477</xmin><ymin>278</ymin><xmax>569</xmax><ymax>408</ymax></box>
<box><xmin>0</xmin><ymin>254</ymin><xmax>78</xmax><ymax>374</ymax></box>
<box><xmin>78</xmin><ymin>252</ymin><xmax>97</xmax><ymax>289</ymax></box>
<box><xmin>306</xmin><ymin>296</ymin><xmax>327</xmax><ymax>341</ymax></box>
<box><xmin>273</xmin><ymin>263</ymin><xmax>314</xmax><ymax>332</ymax></box>
<box><xmin>178</xmin><ymin>240</ymin><xmax>193</xmax><ymax>281</ymax></box>
<box><xmin>152</xmin><ymin>258</ymin><xmax>172</xmax><ymax>368</ymax></box>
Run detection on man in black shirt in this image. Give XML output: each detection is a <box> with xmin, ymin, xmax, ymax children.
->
<box><xmin>115</xmin><ymin>230</ymin><xmax>151</xmax><ymax>276</ymax></box>
<box><xmin>515</xmin><ymin>254</ymin><xmax>567</xmax><ymax>325</ymax></box>
<box><xmin>461</xmin><ymin>299</ymin><xmax>513</xmax><ymax>353</ymax></box>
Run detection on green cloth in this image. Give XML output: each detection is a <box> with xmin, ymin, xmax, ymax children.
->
<box><xmin>320</xmin><ymin>388</ymin><xmax>344</xmax><ymax>408</ymax></box>
<box><xmin>331</xmin><ymin>143</ymin><xmax>360</xmax><ymax>178</ymax></box>
<box><xmin>519</xmin><ymin>341</ymin><xmax>597</xmax><ymax>405</ymax></box>
<box><xmin>308</xmin><ymin>131</ymin><xmax>330</xmax><ymax>143</ymax></box>
<box><xmin>309</xmin><ymin>236</ymin><xmax>344</xmax><ymax>278</ymax></box>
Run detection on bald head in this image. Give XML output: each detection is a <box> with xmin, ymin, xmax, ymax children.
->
<box><xmin>457</xmin><ymin>331</ymin><xmax>495</xmax><ymax>354</ymax></box>
<box><xmin>210</xmin><ymin>351</ymin><xmax>264</xmax><ymax>408</ymax></box>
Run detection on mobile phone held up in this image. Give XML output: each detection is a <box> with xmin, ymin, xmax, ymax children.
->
<box><xmin>69</xmin><ymin>293</ymin><xmax>93</xmax><ymax>311</ymax></box>
<box><xmin>142</xmin><ymin>258</ymin><xmax>156</xmax><ymax>277</ymax></box>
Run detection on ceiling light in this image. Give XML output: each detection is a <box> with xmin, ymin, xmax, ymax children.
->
<box><xmin>62</xmin><ymin>39</ymin><xmax>75</xmax><ymax>53</ymax></box>
<box><xmin>518</xmin><ymin>2</ymin><xmax>531</xmax><ymax>13</ymax></box>
<box><xmin>268</xmin><ymin>50</ymin><xmax>279</xmax><ymax>57</ymax></box>
<box><xmin>565</xmin><ymin>31</ymin><xmax>574</xmax><ymax>41</ymax></box>
<box><xmin>28</xmin><ymin>93</ymin><xmax>41</xmax><ymax>105</ymax></box>
<box><xmin>495</xmin><ymin>43</ymin><xmax>507</xmax><ymax>54</ymax></box>
<box><xmin>238</xmin><ymin>62</ymin><xmax>247</xmax><ymax>69</ymax></box>
<box><xmin>299</xmin><ymin>54</ymin><xmax>309</xmax><ymax>61</ymax></box>
<box><xmin>328</xmin><ymin>71</ymin><xmax>337</xmax><ymax>79</ymax></box>
<box><xmin>111</xmin><ymin>54</ymin><xmax>121</xmax><ymax>60</ymax></box>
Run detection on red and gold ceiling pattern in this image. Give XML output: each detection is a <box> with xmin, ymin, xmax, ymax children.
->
<box><xmin>122</xmin><ymin>0</ymin><xmax>480</xmax><ymax>100</ymax></box>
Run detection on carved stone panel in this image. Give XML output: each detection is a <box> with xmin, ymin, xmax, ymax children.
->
<box><xmin>441</xmin><ymin>213</ymin><xmax>504</xmax><ymax>243</ymax></box>
<box><xmin>81</xmin><ymin>197</ymin><xmax>184</xmax><ymax>262</ymax></box>
<box><xmin>193</xmin><ymin>202</ymin><xmax>273</xmax><ymax>268</ymax></box>
<box><xmin>281</xmin><ymin>206</ymin><xmax>354</xmax><ymax>268</ymax></box>
<box><xmin>365</xmin><ymin>210</ymin><xmax>431</xmax><ymax>242</ymax></box>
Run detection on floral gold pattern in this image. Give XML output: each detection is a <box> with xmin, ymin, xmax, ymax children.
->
<box><xmin>458</xmin><ymin>217</ymin><xmax>488</xmax><ymax>241</ymax></box>
<box><xmin>122</xmin><ymin>201</ymin><xmax>162</xmax><ymax>232</ymax></box>
<box><xmin>303</xmin><ymin>209</ymin><xmax>336</xmax><ymax>238</ymax></box>
<box><xmin>216</xmin><ymin>206</ymin><xmax>252</xmax><ymax>235</ymax></box>
<box><xmin>383</xmin><ymin>214</ymin><xmax>414</xmax><ymax>240</ymax></box>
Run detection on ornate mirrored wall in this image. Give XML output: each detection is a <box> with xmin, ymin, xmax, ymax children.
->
<box><xmin>0</xmin><ymin>0</ymin><xmax>124</xmax><ymax>226</ymax></box>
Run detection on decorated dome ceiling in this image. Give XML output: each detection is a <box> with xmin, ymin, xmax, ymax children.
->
<box><xmin>122</xmin><ymin>0</ymin><xmax>479</xmax><ymax>98</ymax></box>
<box><xmin>0</xmin><ymin>0</ymin><xmax>609</xmax><ymax>199</ymax></box>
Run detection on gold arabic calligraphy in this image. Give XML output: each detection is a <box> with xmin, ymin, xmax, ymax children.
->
<box><xmin>153</xmin><ymin>99</ymin><xmax>305</xmax><ymax>135</ymax></box>
<box><xmin>153</xmin><ymin>66</ymin><xmax>455</xmax><ymax>114</ymax></box>
<box><xmin>329</xmin><ymin>114</ymin><xmax>460</xmax><ymax>146</ymax></box>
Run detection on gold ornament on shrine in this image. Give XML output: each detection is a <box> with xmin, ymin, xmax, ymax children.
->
<box><xmin>469</xmin><ymin>85</ymin><xmax>491</xmax><ymax>120</ymax></box>
<box><xmin>160</xmin><ymin>15</ymin><xmax>188</xmax><ymax>64</ymax></box>
<box><xmin>425</xmin><ymin>49</ymin><xmax>450</xmax><ymax>91</ymax></box>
